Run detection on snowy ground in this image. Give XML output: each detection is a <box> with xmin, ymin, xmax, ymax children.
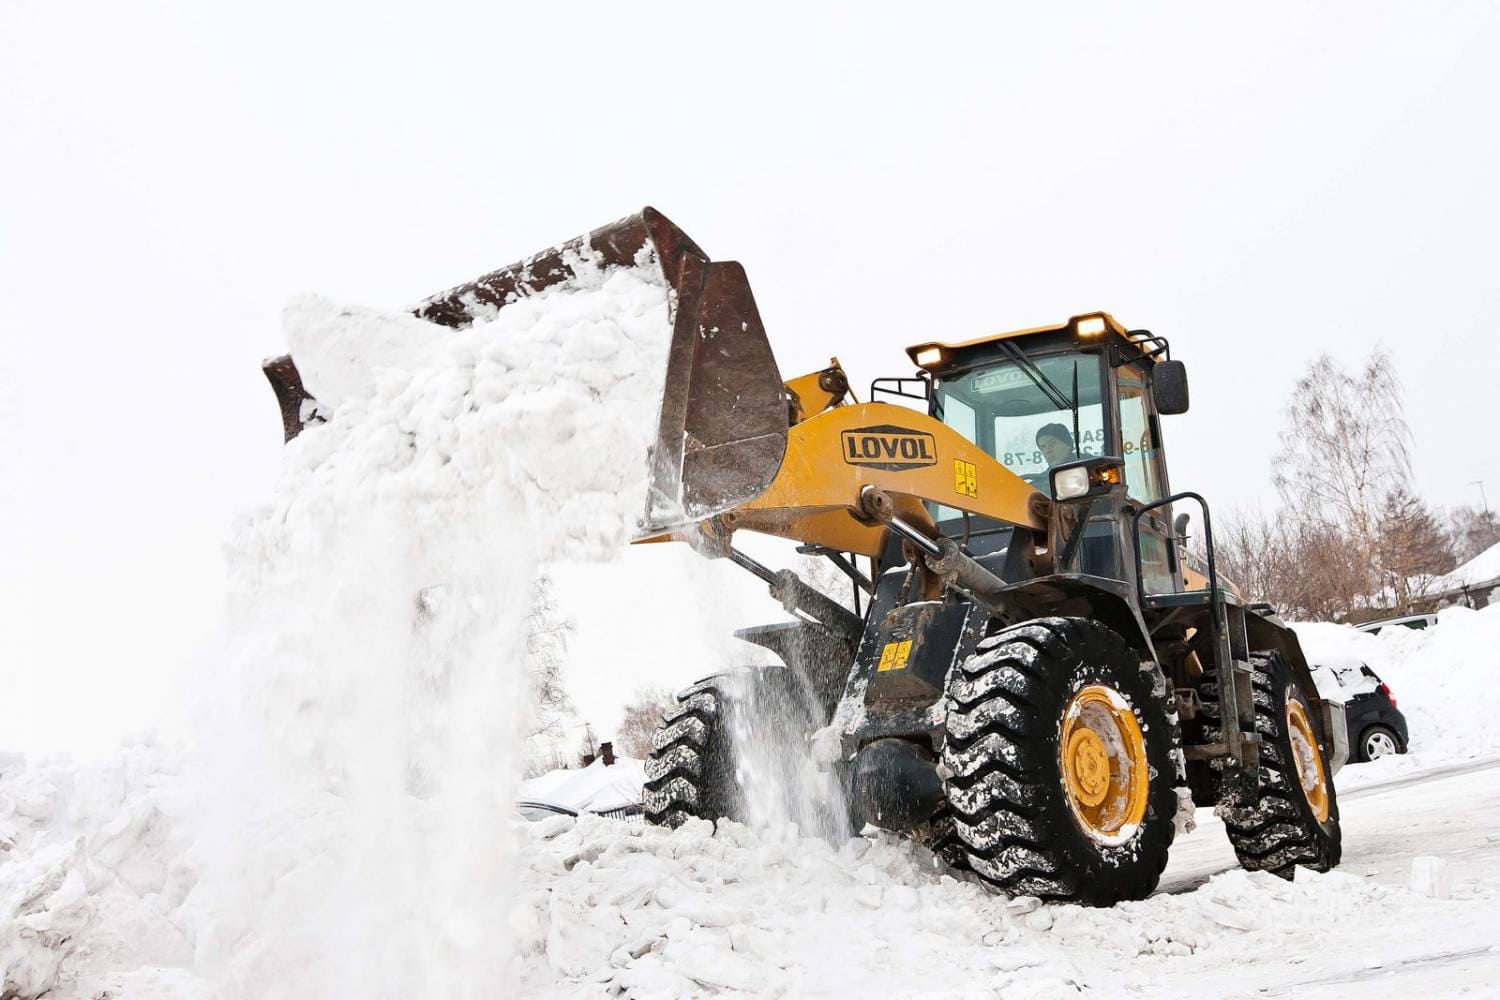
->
<box><xmin>6</xmin><ymin>613</ymin><xmax>1500</xmax><ymax>998</ymax></box>
<box><xmin>7</xmin><ymin>737</ymin><xmax>1499</xmax><ymax>997</ymax></box>
<box><xmin>512</xmin><ymin>757</ymin><xmax>1500</xmax><ymax>998</ymax></box>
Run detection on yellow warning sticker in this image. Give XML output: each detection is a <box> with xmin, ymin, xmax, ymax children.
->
<box><xmin>876</xmin><ymin>639</ymin><xmax>915</xmax><ymax>672</ymax></box>
<box><xmin>953</xmin><ymin>459</ymin><xmax>978</xmax><ymax>499</ymax></box>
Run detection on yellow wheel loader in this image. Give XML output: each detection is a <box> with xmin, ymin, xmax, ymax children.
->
<box><xmin>264</xmin><ymin>208</ymin><xmax>1346</xmax><ymax>906</ymax></box>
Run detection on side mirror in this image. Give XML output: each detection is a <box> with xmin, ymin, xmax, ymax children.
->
<box><xmin>1173</xmin><ymin>512</ymin><xmax>1191</xmax><ymax>542</ymax></box>
<box><xmin>1153</xmin><ymin>360</ymin><xmax>1190</xmax><ymax>415</ymax></box>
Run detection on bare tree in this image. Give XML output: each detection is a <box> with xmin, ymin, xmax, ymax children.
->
<box><xmin>1221</xmin><ymin>511</ymin><xmax>1377</xmax><ymax>621</ymax></box>
<box><xmin>614</xmin><ymin>685</ymin><xmax>677</xmax><ymax>759</ymax></box>
<box><xmin>521</xmin><ymin>739</ymin><xmax>570</xmax><ymax>779</ymax></box>
<box><xmin>1217</xmin><ymin>510</ymin><xmax>1296</xmax><ymax>612</ymax></box>
<box><xmin>1449</xmin><ymin>503</ymin><xmax>1500</xmax><ymax>565</ymax></box>
<box><xmin>525</xmin><ymin>574</ymin><xmax>574</xmax><ymax>741</ymax></box>
<box><xmin>1224</xmin><ymin>348</ymin><xmax>1419</xmax><ymax>620</ymax></box>
<box><xmin>1274</xmin><ymin>350</ymin><xmax>1411</xmax><ymax>553</ymax></box>
<box><xmin>1292</xmin><ymin>521</ymin><xmax>1381</xmax><ymax>621</ymax></box>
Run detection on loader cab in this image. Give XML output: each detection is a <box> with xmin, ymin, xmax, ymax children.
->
<box><xmin>908</xmin><ymin>313</ymin><xmax>1184</xmax><ymax>595</ymax></box>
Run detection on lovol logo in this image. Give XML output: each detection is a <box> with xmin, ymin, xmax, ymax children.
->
<box><xmin>840</xmin><ymin>425</ymin><xmax>938</xmax><ymax>471</ymax></box>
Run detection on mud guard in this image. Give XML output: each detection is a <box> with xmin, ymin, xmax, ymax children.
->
<box><xmin>994</xmin><ymin>574</ymin><xmax>1159</xmax><ymax>663</ymax></box>
<box><xmin>1245</xmin><ymin>609</ymin><xmax>1347</xmax><ymax>770</ymax></box>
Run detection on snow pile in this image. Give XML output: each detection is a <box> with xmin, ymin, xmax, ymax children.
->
<box><xmin>522</xmin><ymin>756</ymin><xmax>646</xmax><ymax>814</ymax></box>
<box><xmin>1295</xmin><ymin>603</ymin><xmax>1500</xmax><ymax>773</ymax></box>
<box><xmin>511</xmin><ymin>813</ymin><xmax>1457</xmax><ymax>998</ymax></box>
<box><xmin>3</xmin><ymin>257</ymin><xmax>676</xmax><ymax>998</ymax></box>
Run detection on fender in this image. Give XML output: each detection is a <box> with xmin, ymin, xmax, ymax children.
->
<box><xmin>996</xmin><ymin>574</ymin><xmax>1158</xmax><ymax>663</ymax></box>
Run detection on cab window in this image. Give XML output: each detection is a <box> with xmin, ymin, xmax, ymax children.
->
<box><xmin>934</xmin><ymin>352</ymin><xmax>1104</xmax><ymax>491</ymax></box>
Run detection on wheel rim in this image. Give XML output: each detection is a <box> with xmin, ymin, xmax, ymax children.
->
<box><xmin>1365</xmin><ymin>730</ymin><xmax>1397</xmax><ymax>759</ymax></box>
<box><xmin>1286</xmin><ymin>698</ymin><xmax>1331</xmax><ymax>822</ymax></box>
<box><xmin>1059</xmin><ymin>685</ymin><xmax>1149</xmax><ymax>845</ymax></box>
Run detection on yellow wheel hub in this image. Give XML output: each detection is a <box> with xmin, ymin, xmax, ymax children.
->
<box><xmin>1286</xmin><ymin>697</ymin><xmax>1331</xmax><ymax>823</ymax></box>
<box><xmin>1060</xmin><ymin>685</ymin><xmax>1149</xmax><ymax>845</ymax></box>
<box><xmin>1066</xmin><ymin>727</ymin><xmax>1112</xmax><ymax>806</ymax></box>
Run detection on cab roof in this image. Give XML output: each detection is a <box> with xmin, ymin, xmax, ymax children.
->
<box><xmin>905</xmin><ymin>311</ymin><xmax>1165</xmax><ymax>370</ymax></box>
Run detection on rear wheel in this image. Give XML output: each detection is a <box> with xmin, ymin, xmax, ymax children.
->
<box><xmin>1202</xmin><ymin>652</ymin><xmax>1342</xmax><ymax>878</ymax></box>
<box><xmin>1359</xmin><ymin>725</ymin><xmax>1400</xmax><ymax>761</ymax></box>
<box><xmin>643</xmin><ymin>682</ymin><xmax>738</xmax><ymax>827</ymax></box>
<box><xmin>941</xmin><ymin>617</ymin><xmax>1179</xmax><ymax>906</ymax></box>
<box><xmin>642</xmin><ymin>666</ymin><xmax>829</xmax><ymax>829</ymax></box>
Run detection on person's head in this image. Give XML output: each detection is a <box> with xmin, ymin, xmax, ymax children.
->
<box><xmin>1036</xmin><ymin>423</ymin><xmax>1076</xmax><ymax>467</ymax></box>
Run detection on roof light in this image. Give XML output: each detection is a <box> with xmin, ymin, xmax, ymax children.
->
<box><xmin>915</xmin><ymin>346</ymin><xmax>944</xmax><ymax>367</ymax></box>
<box><xmin>1076</xmin><ymin>316</ymin><xmax>1107</xmax><ymax>337</ymax></box>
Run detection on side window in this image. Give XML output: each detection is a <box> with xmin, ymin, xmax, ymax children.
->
<box><xmin>942</xmin><ymin>393</ymin><xmax>976</xmax><ymax>444</ymax></box>
<box><xmin>1117</xmin><ymin>373</ymin><xmax>1162</xmax><ymax>503</ymax></box>
<box><xmin>932</xmin><ymin>394</ymin><xmax>977</xmax><ymax>522</ymax></box>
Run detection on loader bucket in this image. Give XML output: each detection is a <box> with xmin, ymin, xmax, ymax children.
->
<box><xmin>262</xmin><ymin>207</ymin><xmax>789</xmax><ymax>537</ymax></box>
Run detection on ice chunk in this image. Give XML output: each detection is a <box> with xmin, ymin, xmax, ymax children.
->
<box><xmin>1409</xmin><ymin>855</ymin><xmax>1450</xmax><ymax>899</ymax></box>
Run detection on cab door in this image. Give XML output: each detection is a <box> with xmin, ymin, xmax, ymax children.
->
<box><xmin>1115</xmin><ymin>363</ymin><xmax>1178</xmax><ymax>595</ymax></box>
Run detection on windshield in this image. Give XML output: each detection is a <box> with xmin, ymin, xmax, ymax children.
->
<box><xmin>934</xmin><ymin>351</ymin><xmax>1105</xmax><ymax>491</ymax></box>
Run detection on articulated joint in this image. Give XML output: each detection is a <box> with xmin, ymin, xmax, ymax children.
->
<box><xmin>858</xmin><ymin>486</ymin><xmax>1021</xmax><ymax>622</ymax></box>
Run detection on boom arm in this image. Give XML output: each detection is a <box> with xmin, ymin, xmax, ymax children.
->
<box><xmin>719</xmin><ymin>401</ymin><xmax>1048</xmax><ymax>558</ymax></box>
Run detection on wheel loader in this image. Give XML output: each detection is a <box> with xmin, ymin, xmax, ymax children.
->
<box><xmin>263</xmin><ymin>208</ymin><xmax>1346</xmax><ymax>906</ymax></box>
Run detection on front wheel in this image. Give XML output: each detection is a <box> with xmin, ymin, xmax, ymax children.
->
<box><xmin>942</xmin><ymin>617</ymin><xmax>1179</xmax><ymax>906</ymax></box>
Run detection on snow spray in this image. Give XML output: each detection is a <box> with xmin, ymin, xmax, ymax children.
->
<box><xmin>184</xmin><ymin>262</ymin><xmax>674</xmax><ymax>999</ymax></box>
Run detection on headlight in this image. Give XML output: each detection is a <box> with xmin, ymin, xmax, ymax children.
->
<box><xmin>1052</xmin><ymin>466</ymin><xmax>1090</xmax><ymax>500</ymax></box>
<box><xmin>1049</xmin><ymin>456</ymin><xmax>1125</xmax><ymax>502</ymax></box>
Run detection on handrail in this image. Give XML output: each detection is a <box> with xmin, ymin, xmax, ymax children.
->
<box><xmin>1131</xmin><ymin>491</ymin><xmax>1224</xmax><ymax>687</ymax></box>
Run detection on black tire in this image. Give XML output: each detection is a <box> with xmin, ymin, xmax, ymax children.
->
<box><xmin>642</xmin><ymin>666</ymin><xmax>828</xmax><ymax>829</ymax></box>
<box><xmin>941</xmin><ymin>617</ymin><xmax>1179</xmax><ymax>906</ymax></box>
<box><xmin>1201</xmin><ymin>651</ymin><xmax>1341</xmax><ymax>878</ymax></box>
<box><xmin>1358</xmin><ymin>724</ymin><xmax>1401</xmax><ymax>762</ymax></box>
<box><xmin>643</xmin><ymin>682</ymin><xmax>739</xmax><ymax>827</ymax></box>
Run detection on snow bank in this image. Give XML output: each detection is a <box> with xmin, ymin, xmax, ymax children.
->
<box><xmin>1295</xmin><ymin>604</ymin><xmax>1500</xmax><ymax>780</ymax></box>
<box><xmin>4</xmin><ymin>257</ymin><xmax>675</xmax><ymax>998</ymax></box>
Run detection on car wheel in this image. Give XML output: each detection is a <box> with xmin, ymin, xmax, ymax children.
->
<box><xmin>1360</xmin><ymin>725</ymin><xmax>1400</xmax><ymax>761</ymax></box>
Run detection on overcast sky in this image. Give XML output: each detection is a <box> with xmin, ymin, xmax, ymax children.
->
<box><xmin>5</xmin><ymin>3</ymin><xmax>1499</xmax><ymax>752</ymax></box>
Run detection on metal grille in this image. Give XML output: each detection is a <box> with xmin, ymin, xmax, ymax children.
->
<box><xmin>593</xmin><ymin>806</ymin><xmax>645</xmax><ymax>825</ymax></box>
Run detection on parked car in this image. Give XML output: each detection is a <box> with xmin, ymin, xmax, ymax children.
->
<box><xmin>1314</xmin><ymin>660</ymin><xmax>1410</xmax><ymax>762</ymax></box>
<box><xmin>517</xmin><ymin>800</ymin><xmax>577</xmax><ymax>821</ymax></box>
<box><xmin>1355</xmin><ymin>613</ymin><xmax>1438</xmax><ymax>635</ymax></box>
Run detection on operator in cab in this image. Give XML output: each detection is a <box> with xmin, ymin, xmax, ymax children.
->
<box><xmin>1036</xmin><ymin>423</ymin><xmax>1078</xmax><ymax>469</ymax></box>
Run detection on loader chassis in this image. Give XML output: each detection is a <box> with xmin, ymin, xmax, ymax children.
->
<box><xmin>261</xmin><ymin>207</ymin><xmax>1342</xmax><ymax>906</ymax></box>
